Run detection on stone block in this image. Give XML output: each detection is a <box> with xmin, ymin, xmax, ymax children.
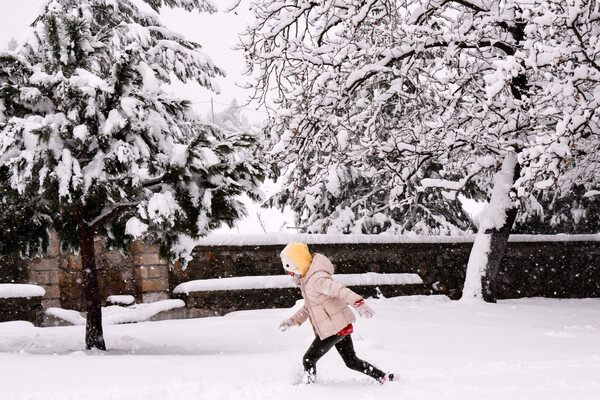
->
<box><xmin>59</xmin><ymin>257</ymin><xmax>70</xmax><ymax>270</ymax></box>
<box><xmin>68</xmin><ymin>254</ymin><xmax>82</xmax><ymax>270</ymax></box>
<box><xmin>40</xmin><ymin>312</ymin><xmax>75</xmax><ymax>327</ymax></box>
<box><xmin>134</xmin><ymin>266</ymin><xmax>146</xmax><ymax>278</ymax></box>
<box><xmin>141</xmin><ymin>279</ymin><xmax>169</xmax><ymax>292</ymax></box>
<box><xmin>141</xmin><ymin>291</ymin><xmax>170</xmax><ymax>303</ymax></box>
<box><xmin>148</xmin><ymin>266</ymin><xmax>168</xmax><ymax>279</ymax></box>
<box><xmin>150</xmin><ymin>306</ymin><xmax>187</xmax><ymax>321</ymax></box>
<box><xmin>31</xmin><ymin>270</ymin><xmax>60</xmax><ymax>285</ymax></box>
<box><xmin>29</xmin><ymin>258</ymin><xmax>59</xmax><ymax>272</ymax></box>
<box><xmin>186</xmin><ymin>308</ymin><xmax>222</xmax><ymax>319</ymax></box>
<box><xmin>176</xmin><ymin>288</ymin><xmax>302</xmax><ymax>317</ymax></box>
<box><xmin>27</xmin><ymin>271</ymin><xmax>42</xmax><ymax>285</ymax></box>
<box><xmin>49</xmin><ymin>270</ymin><xmax>60</xmax><ymax>285</ymax></box>
<box><xmin>42</xmin><ymin>298</ymin><xmax>61</xmax><ymax>310</ymax></box>
<box><xmin>103</xmin><ymin>250</ymin><xmax>125</xmax><ymax>266</ymax></box>
<box><xmin>136</xmin><ymin>265</ymin><xmax>168</xmax><ymax>279</ymax></box>
<box><xmin>134</xmin><ymin>252</ymin><xmax>167</xmax><ymax>266</ymax></box>
<box><xmin>47</xmin><ymin>232</ymin><xmax>61</xmax><ymax>257</ymax></box>
<box><xmin>42</xmin><ymin>284</ymin><xmax>61</xmax><ymax>299</ymax></box>
<box><xmin>130</xmin><ymin>242</ymin><xmax>158</xmax><ymax>255</ymax></box>
<box><xmin>0</xmin><ymin>296</ymin><xmax>43</xmax><ymax>325</ymax></box>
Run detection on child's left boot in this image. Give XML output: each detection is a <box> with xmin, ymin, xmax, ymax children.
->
<box><xmin>378</xmin><ymin>373</ymin><xmax>396</xmax><ymax>384</ymax></box>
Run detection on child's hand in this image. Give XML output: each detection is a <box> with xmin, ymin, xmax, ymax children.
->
<box><xmin>354</xmin><ymin>299</ymin><xmax>374</xmax><ymax>318</ymax></box>
<box><xmin>279</xmin><ymin>318</ymin><xmax>295</xmax><ymax>332</ymax></box>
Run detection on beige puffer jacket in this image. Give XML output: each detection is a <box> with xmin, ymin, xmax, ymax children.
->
<box><xmin>290</xmin><ymin>253</ymin><xmax>363</xmax><ymax>340</ymax></box>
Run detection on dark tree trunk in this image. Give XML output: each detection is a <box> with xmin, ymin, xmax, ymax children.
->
<box><xmin>481</xmin><ymin>9</ymin><xmax>528</xmax><ymax>303</ymax></box>
<box><xmin>76</xmin><ymin>214</ymin><xmax>106</xmax><ymax>350</ymax></box>
<box><xmin>481</xmin><ymin>207</ymin><xmax>518</xmax><ymax>302</ymax></box>
<box><xmin>481</xmin><ymin>162</ymin><xmax>522</xmax><ymax>303</ymax></box>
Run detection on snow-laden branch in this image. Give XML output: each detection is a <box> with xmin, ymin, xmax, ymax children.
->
<box><xmin>88</xmin><ymin>202</ymin><xmax>139</xmax><ymax>229</ymax></box>
<box><xmin>241</xmin><ymin>0</ymin><xmax>600</xmax><ymax>235</ymax></box>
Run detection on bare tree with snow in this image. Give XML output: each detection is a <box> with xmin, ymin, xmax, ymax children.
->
<box><xmin>241</xmin><ymin>0</ymin><xmax>599</xmax><ymax>301</ymax></box>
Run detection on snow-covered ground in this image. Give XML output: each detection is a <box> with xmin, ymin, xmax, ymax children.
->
<box><xmin>1</xmin><ymin>295</ymin><xmax>599</xmax><ymax>400</ymax></box>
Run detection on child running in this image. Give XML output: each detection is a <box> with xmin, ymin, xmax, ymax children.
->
<box><xmin>278</xmin><ymin>242</ymin><xmax>394</xmax><ymax>384</ymax></box>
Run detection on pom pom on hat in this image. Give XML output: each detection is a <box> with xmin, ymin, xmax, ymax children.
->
<box><xmin>280</xmin><ymin>243</ymin><xmax>312</xmax><ymax>277</ymax></box>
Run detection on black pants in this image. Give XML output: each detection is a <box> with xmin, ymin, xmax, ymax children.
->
<box><xmin>303</xmin><ymin>334</ymin><xmax>385</xmax><ymax>381</ymax></box>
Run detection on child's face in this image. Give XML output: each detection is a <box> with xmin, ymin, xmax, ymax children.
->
<box><xmin>287</xmin><ymin>270</ymin><xmax>301</xmax><ymax>286</ymax></box>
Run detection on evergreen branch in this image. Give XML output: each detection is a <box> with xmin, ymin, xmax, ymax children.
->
<box><xmin>88</xmin><ymin>202</ymin><xmax>138</xmax><ymax>229</ymax></box>
<box><xmin>348</xmin><ymin>187</ymin><xmax>387</xmax><ymax>210</ymax></box>
<box><xmin>140</xmin><ymin>174</ymin><xmax>168</xmax><ymax>188</ymax></box>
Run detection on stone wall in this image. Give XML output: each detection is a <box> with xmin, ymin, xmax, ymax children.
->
<box><xmin>172</xmin><ymin>237</ymin><xmax>600</xmax><ymax>300</ymax></box>
<box><xmin>170</xmin><ymin>242</ymin><xmax>472</xmax><ymax>299</ymax></box>
<box><xmin>0</xmin><ymin>296</ymin><xmax>44</xmax><ymax>325</ymax></box>
<box><xmin>131</xmin><ymin>242</ymin><xmax>170</xmax><ymax>303</ymax></box>
<box><xmin>175</xmin><ymin>288</ymin><xmax>302</xmax><ymax>318</ymax></box>
<box><xmin>0</xmin><ymin>239</ymin><xmax>171</xmax><ymax>312</ymax></box>
<box><xmin>174</xmin><ymin>284</ymin><xmax>432</xmax><ymax>318</ymax></box>
<box><xmin>28</xmin><ymin>234</ymin><xmax>61</xmax><ymax>309</ymax></box>
<box><xmin>0</xmin><ymin>258</ymin><xmax>27</xmax><ymax>284</ymax></box>
<box><xmin>498</xmin><ymin>240</ymin><xmax>600</xmax><ymax>298</ymax></box>
<box><xmin>57</xmin><ymin>240</ymin><xmax>146</xmax><ymax>311</ymax></box>
<box><xmin>2</xmin><ymin>235</ymin><xmax>599</xmax><ymax>317</ymax></box>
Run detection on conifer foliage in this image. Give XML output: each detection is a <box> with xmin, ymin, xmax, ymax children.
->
<box><xmin>0</xmin><ymin>0</ymin><xmax>264</xmax><ymax>349</ymax></box>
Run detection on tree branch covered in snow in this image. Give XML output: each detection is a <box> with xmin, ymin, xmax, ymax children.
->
<box><xmin>241</xmin><ymin>0</ymin><xmax>600</xmax><ymax>235</ymax></box>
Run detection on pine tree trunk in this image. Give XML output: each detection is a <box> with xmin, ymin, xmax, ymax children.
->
<box><xmin>76</xmin><ymin>214</ymin><xmax>106</xmax><ymax>351</ymax></box>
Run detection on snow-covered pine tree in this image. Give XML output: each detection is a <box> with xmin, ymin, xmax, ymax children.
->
<box><xmin>212</xmin><ymin>98</ymin><xmax>251</xmax><ymax>134</ymax></box>
<box><xmin>242</xmin><ymin>0</ymin><xmax>599</xmax><ymax>301</ymax></box>
<box><xmin>0</xmin><ymin>0</ymin><xmax>265</xmax><ymax>349</ymax></box>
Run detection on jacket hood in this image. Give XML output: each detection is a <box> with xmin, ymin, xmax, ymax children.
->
<box><xmin>304</xmin><ymin>253</ymin><xmax>334</xmax><ymax>279</ymax></box>
<box><xmin>280</xmin><ymin>243</ymin><xmax>313</xmax><ymax>277</ymax></box>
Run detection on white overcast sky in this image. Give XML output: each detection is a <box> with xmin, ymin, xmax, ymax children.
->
<box><xmin>0</xmin><ymin>0</ymin><xmax>267</xmax><ymax>122</ymax></box>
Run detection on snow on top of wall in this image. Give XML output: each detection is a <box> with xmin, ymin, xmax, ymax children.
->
<box><xmin>106</xmin><ymin>295</ymin><xmax>135</xmax><ymax>305</ymax></box>
<box><xmin>0</xmin><ymin>283</ymin><xmax>45</xmax><ymax>299</ymax></box>
<box><xmin>45</xmin><ymin>299</ymin><xmax>185</xmax><ymax>326</ymax></box>
<box><xmin>46</xmin><ymin>307</ymin><xmax>86</xmax><ymax>325</ymax></box>
<box><xmin>173</xmin><ymin>273</ymin><xmax>423</xmax><ymax>294</ymax></box>
<box><xmin>174</xmin><ymin>275</ymin><xmax>295</xmax><ymax>293</ymax></box>
<box><xmin>102</xmin><ymin>299</ymin><xmax>185</xmax><ymax>325</ymax></box>
<box><xmin>194</xmin><ymin>233</ymin><xmax>600</xmax><ymax>247</ymax></box>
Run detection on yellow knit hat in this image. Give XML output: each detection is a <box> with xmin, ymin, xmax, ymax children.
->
<box><xmin>280</xmin><ymin>243</ymin><xmax>312</xmax><ymax>277</ymax></box>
